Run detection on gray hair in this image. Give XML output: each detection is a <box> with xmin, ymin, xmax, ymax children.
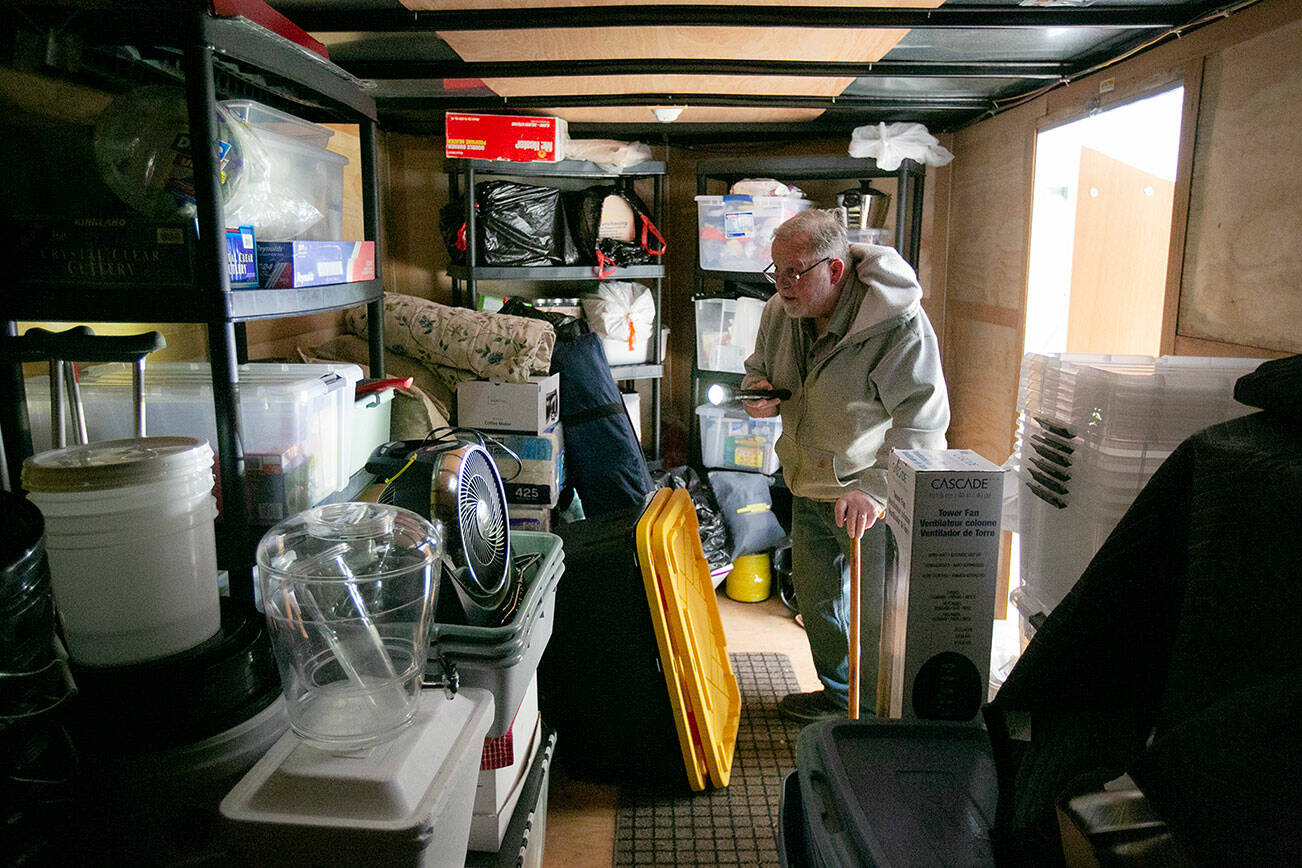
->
<box><xmin>772</xmin><ymin>208</ymin><xmax>850</xmax><ymax>263</ymax></box>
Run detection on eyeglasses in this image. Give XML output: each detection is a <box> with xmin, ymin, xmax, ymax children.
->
<box><xmin>763</xmin><ymin>256</ymin><xmax>831</xmax><ymax>286</ymax></box>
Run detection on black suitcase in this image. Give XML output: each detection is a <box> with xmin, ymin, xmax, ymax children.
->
<box><xmin>537</xmin><ymin>502</ymin><xmax>682</xmax><ymax>787</ymax></box>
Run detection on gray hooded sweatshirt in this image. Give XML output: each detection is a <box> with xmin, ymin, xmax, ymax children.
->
<box><xmin>742</xmin><ymin>243</ymin><xmax>950</xmax><ymax>506</ymax></box>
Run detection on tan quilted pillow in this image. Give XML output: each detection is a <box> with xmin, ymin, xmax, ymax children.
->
<box><xmin>345</xmin><ymin>293</ymin><xmax>554</xmax><ymax>384</ymax></box>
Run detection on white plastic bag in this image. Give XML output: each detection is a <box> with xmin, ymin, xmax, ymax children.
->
<box><xmin>728</xmin><ymin>178</ymin><xmax>805</xmax><ymax>198</ymax></box>
<box><xmin>848</xmin><ymin>122</ymin><xmax>954</xmax><ymax>170</ymax></box>
<box><xmin>561</xmin><ymin>136</ymin><xmax>653</xmax><ymax>172</ymax></box>
<box><xmin>582</xmin><ymin>281</ymin><xmax>655</xmax><ymax>364</ymax></box>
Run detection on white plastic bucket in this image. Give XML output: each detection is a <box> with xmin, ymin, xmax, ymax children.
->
<box><xmin>22</xmin><ymin>437</ymin><xmax>222</xmax><ymax>666</ymax></box>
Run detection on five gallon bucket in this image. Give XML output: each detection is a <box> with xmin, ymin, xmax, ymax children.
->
<box><xmin>22</xmin><ymin>437</ymin><xmax>221</xmax><ymax>667</ymax></box>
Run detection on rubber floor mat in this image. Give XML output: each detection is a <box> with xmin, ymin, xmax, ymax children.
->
<box><xmin>613</xmin><ymin>652</ymin><xmax>804</xmax><ymax>867</ymax></box>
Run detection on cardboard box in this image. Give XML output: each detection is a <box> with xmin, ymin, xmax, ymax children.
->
<box><xmin>474</xmin><ymin>675</ymin><xmax>540</xmax><ymax>816</ymax></box>
<box><xmin>457</xmin><ymin>374</ymin><xmax>560</xmax><ymax>435</ymax></box>
<box><xmin>469</xmin><ymin>715</ymin><xmax>543</xmax><ymax>852</ymax></box>
<box><xmin>487</xmin><ymin>426</ymin><xmax>564</xmax><ymax>507</ymax></box>
<box><xmin>225</xmin><ymin>225</ymin><xmax>258</xmax><ymax>288</ymax></box>
<box><xmin>444</xmin><ymin>113</ymin><xmax>567</xmax><ymax>162</ymax></box>
<box><xmin>256</xmin><ymin>240</ymin><xmax>375</xmax><ymax>288</ymax></box>
<box><xmin>507</xmin><ymin>504</ymin><xmax>552</xmax><ymax>533</ymax></box>
<box><xmin>879</xmin><ymin>449</ymin><xmax>1004</xmax><ymax>722</ymax></box>
<box><xmin>15</xmin><ymin>216</ymin><xmax>196</xmax><ymax>285</ymax></box>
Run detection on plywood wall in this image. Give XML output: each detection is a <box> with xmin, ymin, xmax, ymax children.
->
<box><xmin>943</xmin><ymin>0</ymin><xmax>1301</xmax><ymax>466</ymax></box>
<box><xmin>1178</xmin><ymin>14</ymin><xmax>1302</xmax><ymax>355</ymax></box>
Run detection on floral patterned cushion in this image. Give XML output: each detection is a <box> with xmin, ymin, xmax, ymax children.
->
<box><xmin>346</xmin><ymin>293</ymin><xmax>554</xmax><ymax>384</ymax></box>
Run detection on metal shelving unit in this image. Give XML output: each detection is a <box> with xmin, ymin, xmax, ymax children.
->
<box><xmin>445</xmin><ymin>157</ymin><xmax>667</xmax><ymax>462</ymax></box>
<box><xmin>690</xmin><ymin>155</ymin><xmax>927</xmax><ymax>468</ymax></box>
<box><xmin>0</xmin><ymin>2</ymin><xmax>387</xmax><ymax>606</ymax></box>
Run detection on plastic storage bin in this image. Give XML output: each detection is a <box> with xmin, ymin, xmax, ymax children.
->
<box><xmin>25</xmin><ymin>362</ymin><xmax>361</xmax><ymax>515</ymax></box>
<box><xmin>791</xmin><ymin>720</ymin><xmax>996</xmax><ymax>867</ymax></box>
<box><xmin>222</xmin><ymin>99</ymin><xmax>336</xmax><ymax>148</ymax></box>
<box><xmin>696</xmin><ymin>194</ymin><xmax>812</xmax><ymax>271</ymax></box>
<box><xmin>695</xmin><ymin>296</ymin><xmax>766</xmax><ymax>373</ymax></box>
<box><xmin>696</xmin><ymin>404</ymin><xmax>782</xmax><ymax>474</ymax></box>
<box><xmin>221</xmin><ymin>98</ymin><xmax>347</xmax><ymax>242</ymax></box>
<box><xmin>220</xmin><ymin>688</ymin><xmax>494</xmax><ymax>866</ymax></box>
<box><xmin>427</xmin><ymin>531</ymin><xmax>564</xmax><ymax>738</ymax></box>
<box><xmin>1013</xmin><ymin>352</ymin><xmax>1262</xmax><ymax>620</ymax></box>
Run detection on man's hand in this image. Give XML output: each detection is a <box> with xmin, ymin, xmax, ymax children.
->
<box><xmin>742</xmin><ymin>378</ymin><xmax>781</xmax><ymax>418</ymax></box>
<box><xmin>835</xmin><ymin>489</ymin><xmax>883</xmax><ymax>540</ymax></box>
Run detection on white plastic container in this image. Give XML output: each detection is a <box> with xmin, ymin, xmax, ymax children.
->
<box><xmin>249</xmin><ymin>125</ymin><xmax>349</xmax><ymax>241</ymax></box>
<box><xmin>26</xmin><ymin>362</ymin><xmax>359</xmax><ymax>512</ymax></box>
<box><xmin>22</xmin><ymin>437</ymin><xmax>221</xmax><ymax>666</ymax></box>
<box><xmin>696</xmin><ymin>194</ymin><xmax>812</xmax><ymax>271</ymax></box>
<box><xmin>695</xmin><ymin>296</ymin><xmax>766</xmax><ymax>373</ymax></box>
<box><xmin>221</xmin><ymin>688</ymin><xmax>494</xmax><ymax>867</ymax></box>
<box><xmin>222</xmin><ymin>98</ymin><xmax>336</xmax><ymax>148</ymax></box>
<box><xmin>696</xmin><ymin>404</ymin><xmax>782</xmax><ymax>474</ymax></box>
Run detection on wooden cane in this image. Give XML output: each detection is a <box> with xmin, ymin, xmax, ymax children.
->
<box><xmin>848</xmin><ymin>531</ymin><xmax>861</xmax><ymax>721</ymax></box>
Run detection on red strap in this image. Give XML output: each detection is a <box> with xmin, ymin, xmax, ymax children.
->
<box><xmin>455</xmin><ymin>222</ymin><xmax>466</xmax><ymax>253</ymax></box>
<box><xmin>595</xmin><ymin>248</ymin><xmax>617</xmax><ymax>279</ymax></box>
<box><xmin>640</xmin><ymin>215</ymin><xmax>666</xmax><ymax>255</ymax></box>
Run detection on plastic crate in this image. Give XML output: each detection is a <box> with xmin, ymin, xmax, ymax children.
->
<box><xmin>696</xmin><ymin>404</ymin><xmax>782</xmax><ymax>474</ymax></box>
<box><xmin>428</xmin><ymin>531</ymin><xmax>563</xmax><ymax>738</ymax></box>
<box><xmin>696</xmin><ymin>194</ymin><xmax>812</xmax><ymax>272</ymax></box>
<box><xmin>695</xmin><ymin>296</ymin><xmax>766</xmax><ymax>373</ymax></box>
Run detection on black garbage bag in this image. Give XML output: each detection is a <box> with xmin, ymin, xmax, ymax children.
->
<box><xmin>440</xmin><ymin>181</ymin><xmax>579</xmax><ymax>266</ymax></box>
<box><xmin>498</xmin><ymin>296</ymin><xmax>589</xmax><ymax>343</ymax></box>
<box><xmin>563</xmin><ymin>185</ymin><xmax>666</xmax><ymax>275</ymax></box>
<box><xmin>650</xmin><ymin>465</ymin><xmax>731</xmax><ymax>572</ymax></box>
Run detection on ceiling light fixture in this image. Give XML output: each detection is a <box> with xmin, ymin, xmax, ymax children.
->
<box><xmin>652</xmin><ymin>106</ymin><xmax>684</xmax><ymax>123</ymax></box>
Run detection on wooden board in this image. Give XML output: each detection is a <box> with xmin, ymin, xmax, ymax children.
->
<box><xmin>1065</xmin><ymin>146</ymin><xmax>1172</xmax><ymax>357</ymax></box>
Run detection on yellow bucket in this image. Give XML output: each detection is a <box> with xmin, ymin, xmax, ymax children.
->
<box><xmin>725</xmin><ymin>553</ymin><xmax>772</xmax><ymax>603</ymax></box>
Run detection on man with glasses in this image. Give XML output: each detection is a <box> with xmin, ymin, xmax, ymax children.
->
<box><xmin>743</xmin><ymin>208</ymin><xmax>949</xmax><ymax>722</ymax></box>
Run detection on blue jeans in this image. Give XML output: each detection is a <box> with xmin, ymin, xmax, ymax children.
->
<box><xmin>790</xmin><ymin>496</ymin><xmax>887</xmax><ymax>713</ymax></box>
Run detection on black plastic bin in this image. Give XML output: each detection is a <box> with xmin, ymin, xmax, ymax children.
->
<box><xmin>793</xmin><ymin>720</ymin><xmax>997</xmax><ymax>867</ymax></box>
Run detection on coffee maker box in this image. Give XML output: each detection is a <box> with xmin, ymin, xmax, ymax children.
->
<box><xmin>879</xmin><ymin>449</ymin><xmax>1003</xmax><ymax>722</ymax></box>
<box><xmin>456</xmin><ymin>374</ymin><xmax>560</xmax><ymax>435</ymax></box>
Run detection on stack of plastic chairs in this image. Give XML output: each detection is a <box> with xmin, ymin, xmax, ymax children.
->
<box><xmin>1012</xmin><ymin>353</ymin><xmax>1262</xmax><ymax>635</ymax></box>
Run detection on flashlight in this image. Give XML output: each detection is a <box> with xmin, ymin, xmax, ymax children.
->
<box><xmin>706</xmin><ymin>383</ymin><xmax>791</xmax><ymax>405</ymax></box>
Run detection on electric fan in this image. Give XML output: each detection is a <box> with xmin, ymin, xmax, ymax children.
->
<box><xmin>377</xmin><ymin>434</ymin><xmax>513</xmax><ymax>627</ymax></box>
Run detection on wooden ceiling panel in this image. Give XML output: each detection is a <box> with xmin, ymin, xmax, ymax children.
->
<box><xmin>546</xmin><ymin>105</ymin><xmax>828</xmax><ymax>124</ymax></box>
<box><xmin>438</xmin><ymin>26</ymin><xmax>911</xmax><ymax>68</ymax></box>
<box><xmin>476</xmin><ymin>73</ymin><xmax>857</xmax><ymax>98</ymax></box>
<box><xmin>405</xmin><ymin>0</ymin><xmax>938</xmax><ymax>9</ymax></box>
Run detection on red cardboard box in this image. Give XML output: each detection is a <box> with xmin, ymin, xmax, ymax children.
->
<box><xmin>445</xmin><ymin>113</ymin><xmax>567</xmax><ymax>162</ymax></box>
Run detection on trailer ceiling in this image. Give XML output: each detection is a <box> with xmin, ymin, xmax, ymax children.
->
<box><xmin>274</xmin><ymin>0</ymin><xmax>1253</xmax><ymax>139</ymax></box>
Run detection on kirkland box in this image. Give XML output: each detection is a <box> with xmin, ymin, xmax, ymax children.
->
<box><xmin>880</xmin><ymin>449</ymin><xmax>1003</xmax><ymax>722</ymax></box>
<box><xmin>256</xmin><ymin>240</ymin><xmax>374</xmax><ymax>288</ymax></box>
<box><xmin>445</xmin><ymin>113</ymin><xmax>567</xmax><ymax>162</ymax></box>
<box><xmin>458</xmin><ymin>374</ymin><xmax>561</xmax><ymax>435</ymax></box>
<box><xmin>14</xmin><ymin>216</ymin><xmax>195</xmax><ymax>285</ymax></box>
<box><xmin>487</xmin><ymin>426</ymin><xmax>565</xmax><ymax>507</ymax></box>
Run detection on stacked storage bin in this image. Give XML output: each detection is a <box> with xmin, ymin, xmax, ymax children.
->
<box><xmin>24</xmin><ymin>361</ymin><xmax>361</xmax><ymax>521</ymax></box>
<box><xmin>1012</xmin><ymin>353</ymin><xmax>1262</xmax><ymax>635</ymax></box>
<box><xmin>427</xmin><ymin>531</ymin><xmax>564</xmax><ymax>855</ymax></box>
